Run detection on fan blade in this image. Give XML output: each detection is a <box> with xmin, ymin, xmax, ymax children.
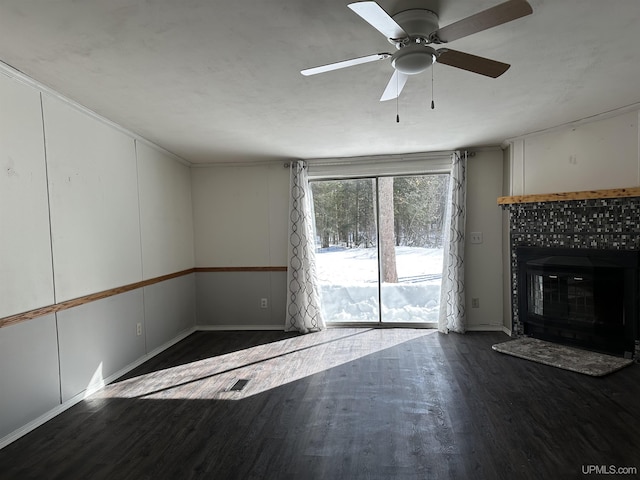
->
<box><xmin>437</xmin><ymin>49</ymin><xmax>510</xmax><ymax>78</ymax></box>
<box><xmin>348</xmin><ymin>1</ymin><xmax>408</xmax><ymax>40</ymax></box>
<box><xmin>301</xmin><ymin>53</ymin><xmax>391</xmax><ymax>76</ymax></box>
<box><xmin>380</xmin><ymin>70</ymin><xmax>409</xmax><ymax>101</ymax></box>
<box><xmin>431</xmin><ymin>0</ymin><xmax>532</xmax><ymax>43</ymax></box>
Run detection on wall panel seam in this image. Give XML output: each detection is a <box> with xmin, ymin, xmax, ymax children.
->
<box><xmin>40</xmin><ymin>92</ymin><xmax>57</xmax><ymax>304</ymax></box>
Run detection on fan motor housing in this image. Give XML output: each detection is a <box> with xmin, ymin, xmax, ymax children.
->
<box><xmin>392</xmin><ymin>45</ymin><xmax>436</xmax><ymax>75</ymax></box>
<box><xmin>389</xmin><ymin>8</ymin><xmax>439</xmax><ymax>74</ymax></box>
<box><xmin>392</xmin><ymin>8</ymin><xmax>439</xmax><ymax>39</ymax></box>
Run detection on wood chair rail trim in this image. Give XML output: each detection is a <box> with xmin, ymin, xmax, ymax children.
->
<box><xmin>1</xmin><ymin>266</ymin><xmax>288</xmax><ymax>328</ymax></box>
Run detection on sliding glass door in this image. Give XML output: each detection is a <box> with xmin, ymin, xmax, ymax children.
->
<box><xmin>311</xmin><ymin>174</ymin><xmax>448</xmax><ymax>325</ymax></box>
<box><xmin>311</xmin><ymin>178</ymin><xmax>379</xmax><ymax>322</ymax></box>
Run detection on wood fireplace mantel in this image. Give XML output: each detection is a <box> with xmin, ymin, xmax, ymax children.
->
<box><xmin>497</xmin><ymin>186</ymin><xmax>640</xmax><ymax>205</ymax></box>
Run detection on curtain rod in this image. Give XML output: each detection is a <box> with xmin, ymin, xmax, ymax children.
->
<box><xmin>284</xmin><ymin>150</ymin><xmax>477</xmax><ymax>169</ymax></box>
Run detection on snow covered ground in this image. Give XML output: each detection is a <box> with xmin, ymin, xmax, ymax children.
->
<box><xmin>315</xmin><ymin>246</ymin><xmax>444</xmax><ymax>323</ymax></box>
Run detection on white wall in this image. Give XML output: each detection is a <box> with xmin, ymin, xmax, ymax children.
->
<box><xmin>191</xmin><ymin>163</ymin><xmax>289</xmax><ymax>327</ymax></box>
<box><xmin>465</xmin><ymin>149</ymin><xmax>504</xmax><ymax>330</ymax></box>
<box><xmin>43</xmin><ymin>94</ymin><xmax>143</xmax><ymax>301</ymax></box>
<box><xmin>57</xmin><ymin>290</ymin><xmax>146</xmax><ymax>402</ymax></box>
<box><xmin>0</xmin><ymin>74</ymin><xmax>54</xmax><ymax>318</ymax></box>
<box><xmin>0</xmin><ymin>69</ymin><xmax>196</xmax><ymax>447</ymax></box>
<box><xmin>0</xmin><ymin>315</ymin><xmax>60</xmax><ymax>438</ymax></box>
<box><xmin>137</xmin><ymin>141</ymin><xmax>194</xmax><ymax>279</ymax></box>
<box><xmin>508</xmin><ymin>110</ymin><xmax>640</xmax><ymax>195</ymax></box>
<box><xmin>144</xmin><ymin>274</ymin><xmax>196</xmax><ymax>351</ymax></box>
<box><xmin>192</xmin><ymin>163</ymin><xmax>289</xmax><ymax>267</ymax></box>
<box><xmin>195</xmin><ymin>271</ymin><xmax>287</xmax><ymax>328</ymax></box>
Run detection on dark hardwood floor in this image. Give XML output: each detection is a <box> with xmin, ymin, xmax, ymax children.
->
<box><xmin>1</xmin><ymin>329</ymin><xmax>639</xmax><ymax>480</ymax></box>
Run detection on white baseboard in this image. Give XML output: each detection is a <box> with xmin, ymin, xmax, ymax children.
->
<box><xmin>144</xmin><ymin>327</ymin><xmax>197</xmax><ymax>361</ymax></box>
<box><xmin>0</xmin><ymin>326</ymin><xmax>197</xmax><ymax>451</ymax></box>
<box><xmin>196</xmin><ymin>324</ymin><xmax>284</xmax><ymax>331</ymax></box>
<box><xmin>502</xmin><ymin>326</ymin><xmax>512</xmax><ymax>336</ymax></box>
<box><xmin>0</xmin><ymin>398</ymin><xmax>76</xmax><ymax>451</ymax></box>
<box><xmin>80</xmin><ymin>326</ymin><xmax>197</xmax><ymax>398</ymax></box>
<box><xmin>466</xmin><ymin>325</ymin><xmax>511</xmax><ymax>333</ymax></box>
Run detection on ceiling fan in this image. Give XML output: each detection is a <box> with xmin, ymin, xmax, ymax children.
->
<box><xmin>301</xmin><ymin>0</ymin><xmax>533</xmax><ymax>101</ymax></box>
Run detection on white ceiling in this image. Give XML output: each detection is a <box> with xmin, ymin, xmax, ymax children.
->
<box><xmin>1</xmin><ymin>0</ymin><xmax>639</xmax><ymax>164</ymax></box>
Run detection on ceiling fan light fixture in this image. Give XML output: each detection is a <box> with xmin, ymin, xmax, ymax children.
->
<box><xmin>302</xmin><ymin>1</ymin><xmax>533</xmax><ymax>100</ymax></box>
<box><xmin>392</xmin><ymin>45</ymin><xmax>436</xmax><ymax>75</ymax></box>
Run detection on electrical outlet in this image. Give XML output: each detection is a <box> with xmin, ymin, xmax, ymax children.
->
<box><xmin>471</xmin><ymin>298</ymin><xmax>480</xmax><ymax>308</ymax></box>
<box><xmin>470</xmin><ymin>232</ymin><xmax>483</xmax><ymax>244</ymax></box>
<box><xmin>136</xmin><ymin>322</ymin><xmax>142</xmax><ymax>336</ymax></box>
<box><xmin>260</xmin><ymin>298</ymin><xmax>268</xmax><ymax>309</ymax></box>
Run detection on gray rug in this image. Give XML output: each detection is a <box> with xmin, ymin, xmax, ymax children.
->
<box><xmin>492</xmin><ymin>337</ymin><xmax>634</xmax><ymax>377</ymax></box>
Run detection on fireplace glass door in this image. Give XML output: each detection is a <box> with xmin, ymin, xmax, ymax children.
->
<box><xmin>517</xmin><ymin>247</ymin><xmax>639</xmax><ymax>356</ymax></box>
<box><xmin>523</xmin><ymin>261</ymin><xmax>628</xmax><ymax>354</ymax></box>
<box><xmin>528</xmin><ymin>273</ymin><xmax>599</xmax><ymax>324</ymax></box>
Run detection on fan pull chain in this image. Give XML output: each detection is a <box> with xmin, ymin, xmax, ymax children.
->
<box><xmin>431</xmin><ymin>64</ymin><xmax>435</xmax><ymax>110</ymax></box>
<box><xmin>396</xmin><ymin>72</ymin><xmax>400</xmax><ymax>123</ymax></box>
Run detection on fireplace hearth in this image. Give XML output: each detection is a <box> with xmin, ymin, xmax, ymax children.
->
<box><xmin>516</xmin><ymin>246</ymin><xmax>639</xmax><ymax>356</ymax></box>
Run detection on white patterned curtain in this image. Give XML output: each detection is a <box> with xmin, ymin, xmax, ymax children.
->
<box><xmin>438</xmin><ymin>151</ymin><xmax>467</xmax><ymax>333</ymax></box>
<box><xmin>285</xmin><ymin>160</ymin><xmax>325</xmax><ymax>333</ymax></box>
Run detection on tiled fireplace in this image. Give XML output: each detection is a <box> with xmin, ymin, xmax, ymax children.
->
<box><xmin>501</xmin><ymin>194</ymin><xmax>640</xmax><ymax>359</ymax></box>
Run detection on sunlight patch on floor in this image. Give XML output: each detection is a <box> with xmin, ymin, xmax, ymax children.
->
<box><xmin>90</xmin><ymin>328</ymin><xmax>437</xmax><ymax>401</ymax></box>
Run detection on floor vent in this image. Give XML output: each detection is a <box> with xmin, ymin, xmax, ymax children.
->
<box><xmin>229</xmin><ymin>379</ymin><xmax>249</xmax><ymax>391</ymax></box>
